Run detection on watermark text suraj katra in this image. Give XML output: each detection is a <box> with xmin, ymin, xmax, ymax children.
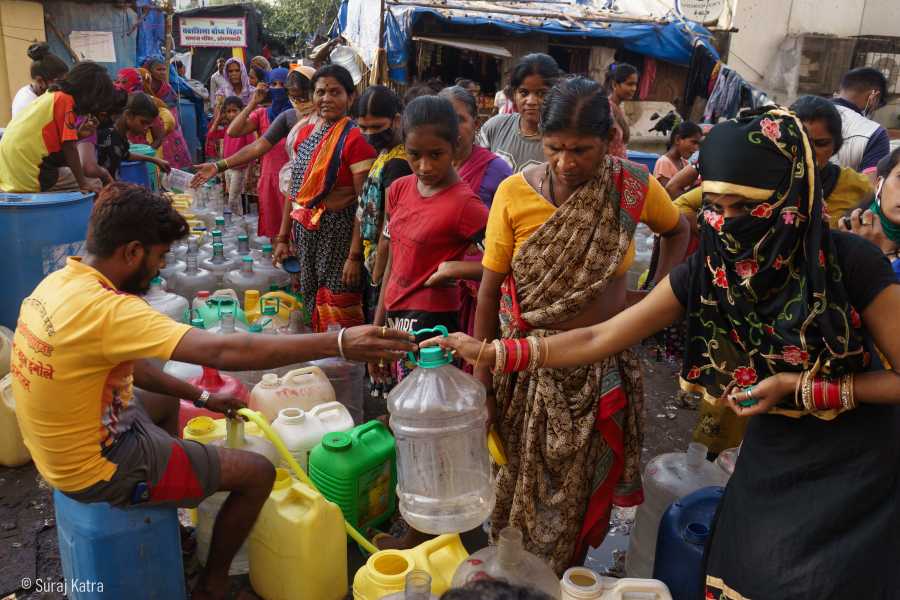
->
<box><xmin>20</xmin><ymin>577</ymin><xmax>105</xmax><ymax>594</ymax></box>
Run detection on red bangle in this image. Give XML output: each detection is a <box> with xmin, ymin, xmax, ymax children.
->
<box><xmin>502</xmin><ymin>339</ymin><xmax>530</xmax><ymax>373</ymax></box>
<box><xmin>812</xmin><ymin>376</ymin><xmax>841</xmax><ymax>410</ymax></box>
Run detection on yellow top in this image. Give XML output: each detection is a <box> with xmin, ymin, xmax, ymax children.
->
<box><xmin>674</xmin><ymin>167</ymin><xmax>873</xmax><ymax>229</ymax></box>
<box><xmin>12</xmin><ymin>258</ymin><xmax>191</xmax><ymax>492</ymax></box>
<box><xmin>482</xmin><ymin>171</ymin><xmax>680</xmax><ymax>274</ymax></box>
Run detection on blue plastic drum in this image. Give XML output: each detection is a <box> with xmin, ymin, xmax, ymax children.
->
<box><xmin>178</xmin><ymin>99</ymin><xmax>199</xmax><ymax>163</ymax></box>
<box><xmin>0</xmin><ymin>192</ymin><xmax>93</xmax><ymax>329</ymax></box>
<box><xmin>54</xmin><ymin>490</ymin><xmax>186</xmax><ymax>599</ymax></box>
<box><xmin>129</xmin><ymin>143</ymin><xmax>159</xmax><ymax>190</ymax></box>
<box><xmin>627</xmin><ymin>150</ymin><xmax>660</xmax><ymax>173</ymax></box>
<box><xmin>118</xmin><ymin>160</ymin><xmax>151</xmax><ymax>188</ymax></box>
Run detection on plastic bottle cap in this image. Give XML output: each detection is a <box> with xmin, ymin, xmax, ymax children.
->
<box><xmin>186</xmin><ymin>416</ymin><xmax>216</xmax><ymax>435</ymax></box>
<box><xmin>262</xmin><ymin>243</ymin><xmax>273</xmax><ymax>252</ymax></box>
<box><xmin>198</xmin><ymin>291</ymin><xmax>210</xmax><ymax>298</ymax></box>
<box><xmin>322</xmin><ymin>431</ymin><xmax>352</xmax><ymax>451</ymax></box>
<box><xmin>416</xmin><ymin>346</ymin><xmax>452</xmax><ymax>368</ymax></box>
<box><xmin>242</xmin><ymin>256</ymin><xmax>253</xmax><ymax>263</ymax></box>
<box><xmin>684</xmin><ymin>522</ymin><xmax>710</xmax><ymax>545</ymax></box>
<box><xmin>212</xmin><ymin>229</ymin><xmax>222</xmax><ymax>237</ymax></box>
<box><xmin>261</xmin><ymin>373</ymin><xmax>279</xmax><ymax>386</ymax></box>
<box><xmin>249</xmin><ymin>324</ymin><xmax>263</xmax><ymax>333</ymax></box>
<box><xmin>238</xmin><ymin>234</ymin><xmax>248</xmax><ymax>241</ymax></box>
<box><xmin>216</xmin><ymin>218</ymin><xmax>224</xmax><ymax>224</ymax></box>
<box><xmin>278</xmin><ymin>407</ymin><xmax>305</xmax><ymax>422</ymax></box>
<box><xmin>191</xmin><ymin>317</ymin><xmax>205</xmax><ymax>328</ymax></box>
<box><xmin>151</xmin><ymin>276</ymin><xmax>162</xmax><ymax>285</ymax></box>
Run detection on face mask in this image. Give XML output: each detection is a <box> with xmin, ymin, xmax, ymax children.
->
<box><xmin>269</xmin><ymin>87</ymin><xmax>288</xmax><ymax>103</ymax></box>
<box><xmin>364</xmin><ymin>128</ymin><xmax>396</xmax><ymax>151</ymax></box>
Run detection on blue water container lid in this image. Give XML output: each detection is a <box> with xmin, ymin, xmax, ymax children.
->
<box><xmin>683</xmin><ymin>522</ymin><xmax>710</xmax><ymax>545</ymax></box>
<box><xmin>0</xmin><ymin>191</ymin><xmax>93</xmax><ymax>205</ymax></box>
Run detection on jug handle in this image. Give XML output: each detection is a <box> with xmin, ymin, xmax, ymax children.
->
<box><xmin>1</xmin><ymin>379</ymin><xmax>15</xmax><ymax>410</ymax></box>
<box><xmin>606</xmin><ymin>579</ymin><xmax>673</xmax><ymax>600</ymax></box>
<box><xmin>310</xmin><ymin>401</ymin><xmax>345</xmax><ymax>421</ymax></box>
<box><xmin>354</xmin><ymin>419</ymin><xmax>387</xmax><ymax>444</ymax></box>
<box><xmin>405</xmin><ymin>325</ymin><xmax>449</xmax><ymax>364</ymax></box>
<box><xmin>284</xmin><ymin>366</ymin><xmax>325</xmax><ymax>383</ymax></box>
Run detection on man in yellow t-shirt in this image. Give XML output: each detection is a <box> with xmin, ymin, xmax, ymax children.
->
<box><xmin>13</xmin><ymin>183</ymin><xmax>415</xmax><ymax>600</ymax></box>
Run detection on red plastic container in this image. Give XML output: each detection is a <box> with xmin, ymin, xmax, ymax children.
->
<box><xmin>178</xmin><ymin>367</ymin><xmax>250</xmax><ymax>434</ymax></box>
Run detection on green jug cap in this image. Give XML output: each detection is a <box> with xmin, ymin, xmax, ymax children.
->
<box><xmin>215</xmin><ymin>217</ymin><xmax>225</xmax><ymax>224</ymax></box>
<box><xmin>417</xmin><ymin>346</ymin><xmax>452</xmax><ymax>368</ymax></box>
<box><xmin>151</xmin><ymin>276</ymin><xmax>162</xmax><ymax>285</ymax></box>
<box><xmin>262</xmin><ymin>243</ymin><xmax>273</xmax><ymax>252</ymax></box>
<box><xmin>322</xmin><ymin>431</ymin><xmax>352</xmax><ymax>451</ymax></box>
<box><xmin>212</xmin><ymin>229</ymin><xmax>222</xmax><ymax>237</ymax></box>
<box><xmin>242</xmin><ymin>256</ymin><xmax>253</xmax><ymax>263</ymax></box>
<box><xmin>248</xmin><ymin>323</ymin><xmax>263</xmax><ymax>333</ymax></box>
<box><xmin>191</xmin><ymin>317</ymin><xmax>205</xmax><ymax>329</ymax></box>
<box><xmin>262</xmin><ymin>305</ymin><xmax>277</xmax><ymax>315</ymax></box>
<box><xmin>238</xmin><ymin>234</ymin><xmax>248</xmax><ymax>241</ymax></box>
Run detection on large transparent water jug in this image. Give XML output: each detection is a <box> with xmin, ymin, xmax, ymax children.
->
<box><xmin>625</xmin><ymin>442</ymin><xmax>729</xmax><ymax>578</ymax></box>
<box><xmin>224</xmin><ymin>257</ymin><xmax>269</xmax><ymax>301</ymax></box>
<box><xmin>451</xmin><ymin>527</ymin><xmax>560</xmax><ymax>598</ymax></box>
<box><xmin>171</xmin><ymin>247</ymin><xmax>217</xmax><ymax>302</ymax></box>
<box><xmin>249</xmin><ymin>232</ymin><xmax>269</xmax><ymax>251</ymax></box>
<box><xmin>159</xmin><ymin>252</ymin><xmax>186</xmax><ymax>285</ymax></box>
<box><xmin>143</xmin><ymin>277</ymin><xmax>189</xmax><ymax>322</ymax></box>
<box><xmin>254</xmin><ymin>244</ymin><xmax>291</xmax><ymax>290</ymax></box>
<box><xmin>227</xmin><ymin>234</ymin><xmax>262</xmax><ymax>263</ymax></box>
<box><xmin>198</xmin><ymin>418</ymin><xmax>278</xmax><ymax>574</ymax></box>
<box><xmin>201</xmin><ymin>242</ymin><xmax>238</xmax><ymax>287</ymax></box>
<box><xmin>386</xmin><ymin>327</ymin><xmax>494</xmax><ymax>534</ymax></box>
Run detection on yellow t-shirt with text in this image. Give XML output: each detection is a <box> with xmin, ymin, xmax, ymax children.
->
<box><xmin>11</xmin><ymin>258</ymin><xmax>191</xmax><ymax>492</ymax></box>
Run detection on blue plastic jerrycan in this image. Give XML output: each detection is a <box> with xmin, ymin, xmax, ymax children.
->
<box><xmin>652</xmin><ymin>486</ymin><xmax>725</xmax><ymax>600</ymax></box>
<box><xmin>54</xmin><ymin>490</ymin><xmax>186</xmax><ymax>599</ymax></box>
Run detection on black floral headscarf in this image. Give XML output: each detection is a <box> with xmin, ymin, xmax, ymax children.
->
<box><xmin>680</xmin><ymin>109</ymin><xmax>869</xmax><ymax>418</ymax></box>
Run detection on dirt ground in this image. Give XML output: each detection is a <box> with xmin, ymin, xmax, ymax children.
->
<box><xmin>0</xmin><ymin>343</ymin><xmax>692</xmax><ymax>600</ymax></box>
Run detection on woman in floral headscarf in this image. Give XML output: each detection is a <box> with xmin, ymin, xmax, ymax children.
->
<box><xmin>436</xmin><ymin>109</ymin><xmax>900</xmax><ymax>599</ymax></box>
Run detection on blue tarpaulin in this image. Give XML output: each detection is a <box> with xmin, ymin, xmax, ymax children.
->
<box><xmin>341</xmin><ymin>1</ymin><xmax>718</xmax><ymax>84</ymax></box>
<box><xmin>135</xmin><ymin>0</ymin><xmax>166</xmax><ymax>68</ymax></box>
<box><xmin>44</xmin><ymin>1</ymin><xmax>139</xmax><ymax>77</ymax></box>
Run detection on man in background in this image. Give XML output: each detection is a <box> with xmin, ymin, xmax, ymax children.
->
<box><xmin>832</xmin><ymin>67</ymin><xmax>891</xmax><ymax>174</ymax></box>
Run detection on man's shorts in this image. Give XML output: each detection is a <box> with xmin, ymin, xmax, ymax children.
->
<box><xmin>62</xmin><ymin>399</ymin><xmax>220</xmax><ymax>509</ymax></box>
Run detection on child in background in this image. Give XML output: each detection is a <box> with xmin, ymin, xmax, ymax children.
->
<box><xmin>207</xmin><ymin>95</ymin><xmax>256</xmax><ymax>214</ymax></box>
<box><xmin>79</xmin><ymin>92</ymin><xmax>172</xmax><ymax>185</ymax></box>
<box><xmin>12</xmin><ymin>42</ymin><xmax>68</xmax><ymax>119</ymax></box>
<box><xmin>653</xmin><ymin>121</ymin><xmax>702</xmax><ymax>188</ymax></box>
<box><xmin>371</xmin><ymin>95</ymin><xmax>488</xmax><ymax>383</ymax></box>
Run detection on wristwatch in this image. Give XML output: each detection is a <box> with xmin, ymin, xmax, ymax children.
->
<box><xmin>194</xmin><ymin>390</ymin><xmax>211</xmax><ymax>409</ymax></box>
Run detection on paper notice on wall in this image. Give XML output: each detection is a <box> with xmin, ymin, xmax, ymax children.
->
<box><xmin>69</xmin><ymin>31</ymin><xmax>116</xmax><ymax>63</ymax></box>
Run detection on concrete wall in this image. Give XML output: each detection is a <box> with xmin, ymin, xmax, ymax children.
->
<box><xmin>0</xmin><ymin>0</ymin><xmax>45</xmax><ymax>127</ymax></box>
<box><xmin>728</xmin><ymin>0</ymin><xmax>895</xmax><ymax>91</ymax></box>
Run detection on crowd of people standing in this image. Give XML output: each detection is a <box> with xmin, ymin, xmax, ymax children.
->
<box><xmin>1</xmin><ymin>42</ymin><xmax>899</xmax><ymax>599</ymax></box>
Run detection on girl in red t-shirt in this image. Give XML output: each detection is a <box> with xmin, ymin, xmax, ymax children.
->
<box><xmin>371</xmin><ymin>95</ymin><xmax>489</xmax><ymax>383</ymax></box>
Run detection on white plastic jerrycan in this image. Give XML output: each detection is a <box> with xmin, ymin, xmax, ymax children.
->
<box><xmin>271</xmin><ymin>402</ymin><xmax>354</xmax><ymax>472</ymax></box>
<box><xmin>561</xmin><ymin>567</ymin><xmax>672</xmax><ymax>600</ymax></box>
<box><xmin>0</xmin><ymin>374</ymin><xmax>31</xmax><ymax>467</ymax></box>
<box><xmin>250</xmin><ymin>366</ymin><xmax>336</xmax><ymax>422</ymax></box>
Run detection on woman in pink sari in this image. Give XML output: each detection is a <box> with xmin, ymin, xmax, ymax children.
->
<box><xmin>143</xmin><ymin>58</ymin><xmax>192</xmax><ymax>169</ymax></box>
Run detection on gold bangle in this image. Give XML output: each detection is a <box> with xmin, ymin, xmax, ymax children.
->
<box><xmin>525</xmin><ymin>336</ymin><xmax>539</xmax><ymax>372</ymax></box>
<box><xmin>794</xmin><ymin>371</ymin><xmax>804</xmax><ymax>410</ymax></box>
<box><xmin>474</xmin><ymin>339</ymin><xmax>488</xmax><ymax>372</ymax></box>
<box><xmin>541</xmin><ymin>337</ymin><xmax>550</xmax><ymax>369</ymax></box>
<box><xmin>492</xmin><ymin>340</ymin><xmax>505</xmax><ymax>374</ymax></box>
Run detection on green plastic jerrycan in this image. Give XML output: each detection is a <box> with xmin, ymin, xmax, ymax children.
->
<box><xmin>308</xmin><ymin>420</ymin><xmax>397</xmax><ymax>532</ymax></box>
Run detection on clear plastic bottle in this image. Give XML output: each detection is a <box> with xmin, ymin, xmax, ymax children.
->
<box><xmin>170</xmin><ymin>251</ymin><xmax>217</xmax><ymax>305</ymax></box>
<box><xmin>158</xmin><ymin>252</ymin><xmax>185</xmax><ymax>285</ymax></box>
<box><xmin>382</xmin><ymin>570</ymin><xmax>439</xmax><ymax>600</ymax></box>
<box><xmin>625</xmin><ymin>442</ymin><xmax>730</xmax><ymax>578</ymax></box>
<box><xmin>201</xmin><ymin>242</ymin><xmax>238</xmax><ymax>287</ymax></box>
<box><xmin>386</xmin><ymin>344</ymin><xmax>494</xmax><ymax>534</ymax></box>
<box><xmin>142</xmin><ymin>277</ymin><xmax>189</xmax><ymax>322</ymax></box>
<box><xmin>249</xmin><ymin>232</ymin><xmax>269</xmax><ymax>251</ymax></box>
<box><xmin>254</xmin><ymin>244</ymin><xmax>292</xmax><ymax>290</ymax></box>
<box><xmin>277</xmin><ymin>309</ymin><xmax>309</xmax><ymax>335</ymax></box>
<box><xmin>451</xmin><ymin>527</ymin><xmax>561</xmax><ymax>598</ymax></box>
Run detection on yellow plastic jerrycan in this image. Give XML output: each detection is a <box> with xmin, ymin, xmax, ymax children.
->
<box><xmin>182</xmin><ymin>415</ymin><xmax>266</xmax><ymax>444</ymax></box>
<box><xmin>353</xmin><ymin>534</ymin><xmax>468</xmax><ymax>600</ymax></box>
<box><xmin>260</xmin><ymin>291</ymin><xmax>301</xmax><ymax>322</ymax></box>
<box><xmin>0</xmin><ymin>374</ymin><xmax>31</xmax><ymax>467</ymax></box>
<box><xmin>249</xmin><ymin>468</ymin><xmax>348</xmax><ymax>600</ymax></box>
